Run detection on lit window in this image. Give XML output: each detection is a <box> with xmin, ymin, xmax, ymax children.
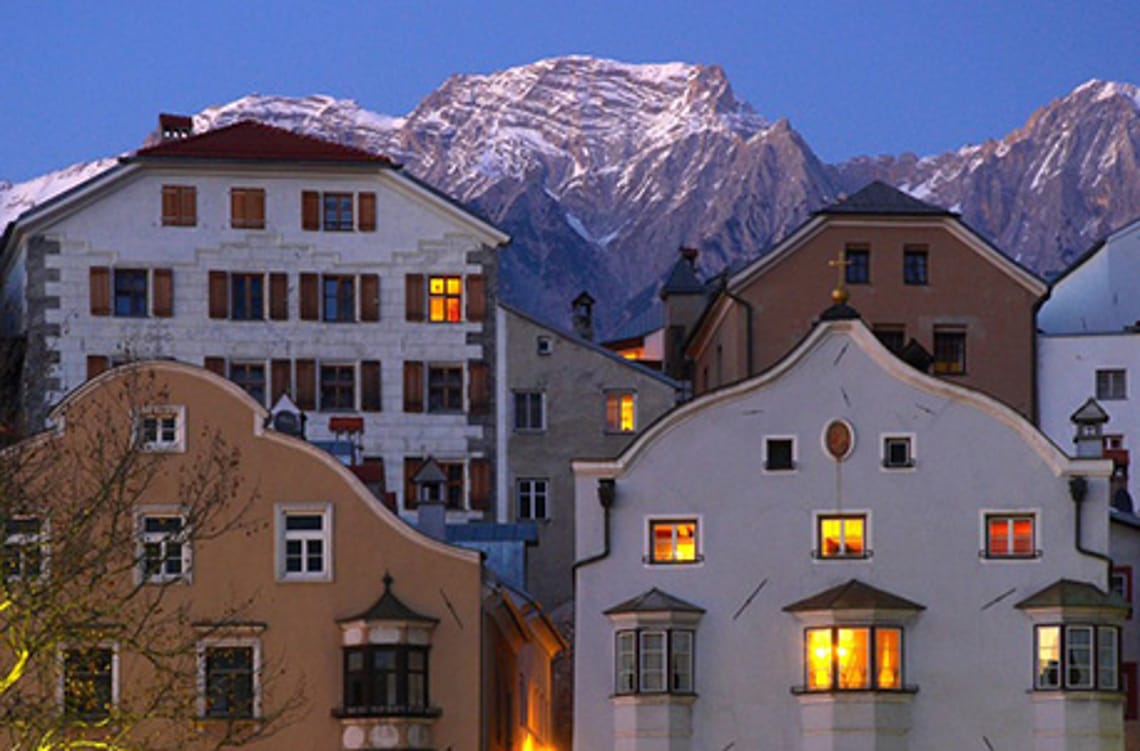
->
<box><xmin>985</xmin><ymin>513</ymin><xmax>1036</xmax><ymax>558</ymax></box>
<box><xmin>882</xmin><ymin>435</ymin><xmax>914</xmax><ymax>469</ymax></box>
<box><xmin>614</xmin><ymin>629</ymin><xmax>695</xmax><ymax>695</ymax></box>
<box><xmin>427</xmin><ymin>365</ymin><xmax>463</xmax><ymax>412</ymax></box>
<box><xmin>229</xmin><ymin>362</ymin><xmax>266</xmax><ymax>406</ymax></box>
<box><xmin>764</xmin><ymin>437</ymin><xmax>795</xmax><ymax>471</ymax></box>
<box><xmin>517</xmin><ymin>478</ymin><xmax>549</xmax><ymax>520</ymax></box>
<box><xmin>323</xmin><ymin>193</ymin><xmax>354</xmax><ymax>231</ymax></box>
<box><xmin>342</xmin><ymin>645</ymin><xmax>430</xmax><ymax>714</ymax></box>
<box><xmin>649</xmin><ymin>519</ymin><xmax>699</xmax><ymax>564</ymax></box>
<box><xmin>845</xmin><ymin>247</ymin><xmax>870</xmax><ymax>284</ymax></box>
<box><xmin>201</xmin><ymin>643</ymin><xmax>258</xmax><ymax>719</ymax></box>
<box><xmin>903</xmin><ymin>247</ymin><xmax>928</xmax><ymax>285</ymax></box>
<box><xmin>2</xmin><ymin>517</ymin><xmax>46</xmax><ymax>580</ymax></box>
<box><xmin>804</xmin><ymin>626</ymin><xmax>902</xmax><ymax>691</ymax></box>
<box><xmin>323</xmin><ymin>275</ymin><xmax>356</xmax><ymax>322</ymax></box>
<box><xmin>277</xmin><ymin>506</ymin><xmax>332</xmax><ymax>581</ymax></box>
<box><xmin>136</xmin><ymin>406</ymin><xmax>185</xmax><ymax>452</ymax></box>
<box><xmin>428</xmin><ymin>276</ymin><xmax>463</xmax><ymax>323</ymax></box>
<box><xmin>113</xmin><ymin>269</ymin><xmax>148</xmax><ymax>317</ymax></box>
<box><xmin>513</xmin><ymin>391</ymin><xmax>545</xmax><ymax>431</ymax></box>
<box><xmin>1096</xmin><ymin>369</ymin><xmax>1127</xmax><ymax>400</ymax></box>
<box><xmin>139</xmin><ymin>513</ymin><xmax>189</xmax><ymax>583</ymax></box>
<box><xmin>932</xmin><ymin>327</ymin><xmax>966</xmax><ymax>375</ymax></box>
<box><xmin>62</xmin><ymin>646</ymin><xmax>116</xmax><ymax>720</ymax></box>
<box><xmin>1035</xmin><ymin>624</ymin><xmax>1118</xmax><ymax>690</ymax></box>
<box><xmin>817</xmin><ymin>515</ymin><xmax>867</xmax><ymax>559</ymax></box>
<box><xmin>605</xmin><ymin>391</ymin><xmax>636</xmax><ymax>433</ymax></box>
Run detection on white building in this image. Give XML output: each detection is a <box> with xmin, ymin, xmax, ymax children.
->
<box><xmin>0</xmin><ymin>119</ymin><xmax>509</xmax><ymax>518</ymax></box>
<box><xmin>573</xmin><ymin>313</ymin><xmax>1127</xmax><ymax>751</ymax></box>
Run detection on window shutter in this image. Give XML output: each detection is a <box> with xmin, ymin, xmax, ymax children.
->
<box><xmin>271</xmin><ymin>359</ymin><xmax>292</xmax><ymax>403</ymax></box>
<box><xmin>181</xmin><ymin>187</ymin><xmax>197</xmax><ymax>226</ymax></box>
<box><xmin>404</xmin><ymin>457</ymin><xmax>422</xmax><ymax>510</ymax></box>
<box><xmin>295</xmin><ymin>359</ymin><xmax>316</xmax><ymax>410</ymax></box>
<box><xmin>405</xmin><ymin>274</ymin><xmax>425</xmax><ymax>322</ymax></box>
<box><xmin>403</xmin><ymin>361</ymin><xmax>424</xmax><ymax>413</ymax></box>
<box><xmin>89</xmin><ymin>266</ymin><xmax>111</xmax><ymax>316</ymax></box>
<box><xmin>469</xmin><ymin>459</ymin><xmax>491</xmax><ymax>511</ymax></box>
<box><xmin>204</xmin><ymin>357</ymin><xmax>226</xmax><ymax>376</ymax></box>
<box><xmin>251</xmin><ymin>188</ymin><xmax>265</xmax><ymax>228</ymax></box>
<box><xmin>207</xmin><ymin>271</ymin><xmax>228</xmax><ymax>319</ymax></box>
<box><xmin>358</xmin><ymin>192</ymin><xmax>376</xmax><ymax>232</ymax></box>
<box><xmin>269</xmin><ymin>273</ymin><xmax>288</xmax><ymax>320</ymax></box>
<box><xmin>361</xmin><ymin>360</ymin><xmax>382</xmax><ymax>411</ymax></box>
<box><xmin>360</xmin><ymin>274</ymin><xmax>380</xmax><ymax>322</ymax></box>
<box><xmin>86</xmin><ymin>355</ymin><xmax>110</xmax><ymax>380</ymax></box>
<box><xmin>230</xmin><ymin>189</ymin><xmax>244</xmax><ymax>227</ymax></box>
<box><xmin>468</xmin><ymin>360</ymin><xmax>490</xmax><ymax>415</ymax></box>
<box><xmin>161</xmin><ymin>186</ymin><xmax>179</xmax><ymax>225</ymax></box>
<box><xmin>299</xmin><ymin>273</ymin><xmax>319</xmax><ymax>321</ymax></box>
<box><xmin>301</xmin><ymin>191</ymin><xmax>320</xmax><ymax>230</ymax></box>
<box><xmin>466</xmin><ymin>274</ymin><xmax>486</xmax><ymax>322</ymax></box>
<box><xmin>153</xmin><ymin>268</ymin><xmax>174</xmax><ymax>317</ymax></box>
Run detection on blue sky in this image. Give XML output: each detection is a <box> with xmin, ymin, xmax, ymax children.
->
<box><xmin>3</xmin><ymin>1</ymin><xmax>1138</xmax><ymax>183</ymax></box>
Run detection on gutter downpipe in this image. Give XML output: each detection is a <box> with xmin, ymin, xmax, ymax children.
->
<box><xmin>1070</xmin><ymin>475</ymin><xmax>1113</xmax><ymax>585</ymax></box>
<box><xmin>571</xmin><ymin>478</ymin><xmax>616</xmax><ymax>579</ymax></box>
<box><xmin>724</xmin><ymin>288</ymin><xmax>755</xmax><ymax>377</ymax></box>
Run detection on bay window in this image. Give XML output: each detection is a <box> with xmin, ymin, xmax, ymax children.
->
<box><xmin>614</xmin><ymin>628</ymin><xmax>695</xmax><ymax>695</ymax></box>
<box><xmin>1035</xmin><ymin>624</ymin><xmax>1118</xmax><ymax>690</ymax></box>
<box><xmin>804</xmin><ymin>626</ymin><xmax>903</xmax><ymax>691</ymax></box>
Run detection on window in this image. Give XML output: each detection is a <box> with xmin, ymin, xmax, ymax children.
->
<box><xmin>932</xmin><ymin>327</ymin><xmax>966</xmax><ymax>375</ymax></box>
<box><xmin>63</xmin><ymin>646</ymin><xmax>116</xmax><ymax>720</ymax></box>
<box><xmin>804</xmin><ymin>626</ymin><xmax>902</xmax><ymax>691</ymax></box>
<box><xmin>1111</xmin><ymin>566</ymin><xmax>1133</xmax><ymax>609</ymax></box>
<box><xmin>161</xmin><ymin>185</ymin><xmax>196</xmax><ymax>226</ymax></box>
<box><xmin>230</xmin><ymin>273</ymin><xmax>264</xmax><ymax>321</ymax></box>
<box><xmin>537</xmin><ymin>336</ymin><xmax>553</xmax><ymax>355</ymax></box>
<box><xmin>605</xmin><ymin>391</ymin><xmax>636</xmax><ymax>433</ymax></box>
<box><xmin>514</xmin><ymin>391</ymin><xmax>545</xmax><ymax>431</ymax></box>
<box><xmin>614</xmin><ymin>629</ymin><xmax>695</xmax><ymax>695</ymax></box>
<box><xmin>882</xmin><ymin>435</ymin><xmax>914</xmax><ymax>469</ymax></box>
<box><xmin>765</xmin><ymin>437</ymin><xmax>795</xmax><ymax>471</ymax></box>
<box><xmin>277</xmin><ymin>506</ymin><xmax>331</xmax><ymax>581</ymax></box>
<box><xmin>427</xmin><ymin>365</ymin><xmax>463</xmax><ymax>413</ymax></box>
<box><xmin>985</xmin><ymin>513</ymin><xmax>1036</xmax><ymax>558</ymax></box>
<box><xmin>872</xmin><ymin>324</ymin><xmax>905</xmax><ymax>354</ymax></box>
<box><xmin>202</xmin><ymin>643</ymin><xmax>257</xmax><ymax>719</ymax></box>
<box><xmin>517</xmin><ymin>478</ymin><xmax>549</xmax><ymax>520</ymax></box>
<box><xmin>1035</xmin><ymin>624</ymin><xmax>1119</xmax><ymax>690</ymax></box>
<box><xmin>817</xmin><ymin>515</ymin><xmax>867</xmax><ymax>559</ymax></box>
<box><xmin>648</xmin><ymin>519</ymin><xmax>699</xmax><ymax>564</ymax></box>
<box><xmin>136</xmin><ymin>407</ymin><xmax>185</xmax><ymax>452</ymax></box>
<box><xmin>343</xmin><ymin>645</ymin><xmax>430</xmax><ymax>715</ymax></box>
<box><xmin>3</xmin><ymin>517</ymin><xmax>45</xmax><ymax>580</ymax></box>
<box><xmin>323</xmin><ymin>275</ymin><xmax>356</xmax><ymax>322</ymax></box>
<box><xmin>903</xmin><ymin>247</ymin><xmax>928</xmax><ymax>285</ymax></box>
<box><xmin>428</xmin><ymin>276</ymin><xmax>463</xmax><ymax>323</ymax></box>
<box><xmin>320</xmin><ymin>364</ymin><xmax>356</xmax><ymax>411</ymax></box>
<box><xmin>323</xmin><ymin>193</ymin><xmax>354</xmax><ymax>231</ymax></box>
<box><xmin>1096</xmin><ymin>369</ymin><xmax>1127</xmax><ymax>400</ymax></box>
<box><xmin>139</xmin><ymin>513</ymin><xmax>189</xmax><ymax>582</ymax></box>
<box><xmin>230</xmin><ymin>187</ymin><xmax>266</xmax><ymax>229</ymax></box>
<box><xmin>113</xmin><ymin>269</ymin><xmax>148</xmax><ymax>317</ymax></box>
<box><xmin>845</xmin><ymin>246</ymin><xmax>870</xmax><ymax>284</ymax></box>
<box><xmin>229</xmin><ymin>362</ymin><xmax>266</xmax><ymax>406</ymax></box>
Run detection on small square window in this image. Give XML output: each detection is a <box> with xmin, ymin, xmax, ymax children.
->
<box><xmin>537</xmin><ymin>336</ymin><xmax>553</xmax><ymax>355</ymax></box>
<box><xmin>605</xmin><ymin>391</ymin><xmax>636</xmax><ymax>433</ymax></box>
<box><xmin>817</xmin><ymin>514</ymin><xmax>867</xmax><ymax>559</ymax></box>
<box><xmin>933</xmin><ymin>327</ymin><xmax>966</xmax><ymax>375</ymax></box>
<box><xmin>139</xmin><ymin>512</ymin><xmax>190</xmax><ymax>583</ymax></box>
<box><xmin>903</xmin><ymin>247</ymin><xmax>928</xmax><ymax>285</ymax></box>
<box><xmin>1096</xmin><ymin>369</ymin><xmax>1127</xmax><ymax>400</ymax></box>
<box><xmin>201</xmin><ymin>643</ymin><xmax>258</xmax><ymax>719</ymax></box>
<box><xmin>514</xmin><ymin>391</ymin><xmax>545</xmax><ymax>431</ymax></box>
<box><xmin>136</xmin><ymin>406</ymin><xmax>185</xmax><ymax>452</ymax></box>
<box><xmin>277</xmin><ymin>506</ymin><xmax>332</xmax><ymax>581</ymax></box>
<box><xmin>648</xmin><ymin>519</ymin><xmax>699</xmax><ymax>564</ymax></box>
<box><xmin>845</xmin><ymin>247</ymin><xmax>870</xmax><ymax>284</ymax></box>
<box><xmin>984</xmin><ymin>513</ymin><xmax>1036</xmax><ymax>558</ymax></box>
<box><xmin>765</xmin><ymin>437</ymin><xmax>795</xmax><ymax>471</ymax></box>
<box><xmin>882</xmin><ymin>436</ymin><xmax>914</xmax><ymax>469</ymax></box>
<box><xmin>517</xmin><ymin>478</ymin><xmax>549</xmax><ymax>520</ymax></box>
<box><xmin>428</xmin><ymin>276</ymin><xmax>463</xmax><ymax>323</ymax></box>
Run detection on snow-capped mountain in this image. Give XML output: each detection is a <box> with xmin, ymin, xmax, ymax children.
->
<box><xmin>3</xmin><ymin>58</ymin><xmax>1139</xmax><ymax>335</ymax></box>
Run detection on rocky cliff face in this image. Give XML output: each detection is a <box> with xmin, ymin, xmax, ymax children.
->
<box><xmin>4</xmin><ymin>59</ymin><xmax>1138</xmax><ymax>335</ymax></box>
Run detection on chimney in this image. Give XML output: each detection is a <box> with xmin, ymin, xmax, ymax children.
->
<box><xmin>572</xmin><ymin>291</ymin><xmax>596</xmax><ymax>341</ymax></box>
<box><xmin>158</xmin><ymin>113</ymin><xmax>193</xmax><ymax>141</ymax></box>
<box><xmin>680</xmin><ymin>246</ymin><xmax>699</xmax><ymax>268</ymax></box>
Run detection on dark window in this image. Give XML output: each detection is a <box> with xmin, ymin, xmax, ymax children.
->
<box><xmin>932</xmin><ymin>327</ymin><xmax>966</xmax><ymax>375</ymax></box>
<box><xmin>883</xmin><ymin>436</ymin><xmax>913</xmax><ymax>468</ymax></box>
<box><xmin>428</xmin><ymin>366</ymin><xmax>463</xmax><ymax>412</ymax></box>
<box><xmin>517</xmin><ymin>478</ymin><xmax>549</xmax><ymax>519</ymax></box>
<box><xmin>204</xmin><ymin>646</ymin><xmax>255</xmax><ymax>719</ymax></box>
<box><xmin>845</xmin><ymin>247</ymin><xmax>870</xmax><ymax>284</ymax></box>
<box><xmin>113</xmin><ymin>269</ymin><xmax>148</xmax><ymax>317</ymax></box>
<box><xmin>903</xmin><ymin>247</ymin><xmax>928</xmax><ymax>285</ymax></box>
<box><xmin>323</xmin><ymin>193</ymin><xmax>354</xmax><ymax>231</ymax></box>
<box><xmin>320</xmin><ymin>364</ymin><xmax>356</xmax><ymax>411</ymax></box>
<box><xmin>514</xmin><ymin>391</ymin><xmax>544</xmax><ymax>431</ymax></box>
<box><xmin>615</xmin><ymin>629</ymin><xmax>695</xmax><ymax>695</ymax></box>
<box><xmin>64</xmin><ymin>647</ymin><xmax>114</xmax><ymax>720</ymax></box>
<box><xmin>873</xmin><ymin>325</ymin><xmax>906</xmax><ymax>354</ymax></box>
<box><xmin>140</xmin><ymin>515</ymin><xmax>186</xmax><ymax>581</ymax></box>
<box><xmin>323</xmin><ymin>275</ymin><xmax>355</xmax><ymax>322</ymax></box>
<box><xmin>230</xmin><ymin>273</ymin><xmax>264</xmax><ymax>321</ymax></box>
<box><xmin>766</xmin><ymin>438</ymin><xmax>795</xmax><ymax>471</ymax></box>
<box><xmin>230</xmin><ymin>362</ymin><xmax>267</xmax><ymax>406</ymax></box>
<box><xmin>1035</xmin><ymin>624</ymin><xmax>1118</xmax><ymax>691</ymax></box>
<box><xmin>441</xmin><ymin>462</ymin><xmax>464</xmax><ymax>509</ymax></box>
<box><xmin>342</xmin><ymin>645</ymin><xmax>430</xmax><ymax>716</ymax></box>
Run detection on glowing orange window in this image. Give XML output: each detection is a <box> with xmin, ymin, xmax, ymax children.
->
<box><xmin>818</xmin><ymin>515</ymin><xmax>866</xmax><ymax>558</ymax></box>
<box><xmin>805</xmin><ymin>626</ymin><xmax>901</xmax><ymax>691</ymax></box>
<box><xmin>605</xmin><ymin>391</ymin><xmax>636</xmax><ymax>432</ymax></box>
<box><xmin>986</xmin><ymin>514</ymin><xmax>1035</xmax><ymax>558</ymax></box>
<box><xmin>428</xmin><ymin>276</ymin><xmax>462</xmax><ymax>322</ymax></box>
<box><xmin>649</xmin><ymin>519</ymin><xmax>698</xmax><ymax>564</ymax></box>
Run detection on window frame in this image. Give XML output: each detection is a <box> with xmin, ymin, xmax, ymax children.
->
<box><xmin>516</xmin><ymin>478</ymin><xmax>549</xmax><ymax>520</ymax></box>
<box><xmin>161</xmin><ymin>184</ymin><xmax>197</xmax><ymax>227</ymax></box>
<box><xmin>881</xmin><ymin>434</ymin><xmax>916</xmax><ymax>470</ymax></box>
<box><xmin>982</xmin><ymin>511</ymin><xmax>1039</xmax><ymax>559</ymax></box>
<box><xmin>322</xmin><ymin>192</ymin><xmax>354</xmax><ymax>232</ymax></box>
<box><xmin>902</xmin><ymin>246</ymin><xmax>929</xmax><ymax>285</ymax></box>
<box><xmin>229</xmin><ymin>272</ymin><xmax>265</xmax><ymax>321</ymax></box>
<box><xmin>513</xmin><ymin>390</ymin><xmax>545</xmax><ymax>432</ymax></box>
<box><xmin>275</xmin><ymin>504</ymin><xmax>333</xmax><ymax>582</ymax></box>
<box><xmin>604</xmin><ymin>390</ymin><xmax>637</xmax><ymax>434</ymax></box>
<box><xmin>932</xmin><ymin>326</ymin><xmax>967</xmax><ymax>375</ymax></box>
<box><xmin>341</xmin><ymin>644</ymin><xmax>432</xmax><ymax>716</ymax></box>
<box><xmin>60</xmin><ymin>644</ymin><xmax>119</xmax><ymax>721</ymax></box>
<box><xmin>845</xmin><ymin>246</ymin><xmax>870</xmax><ymax>285</ymax></box>
<box><xmin>801</xmin><ymin>625</ymin><xmax>904</xmax><ymax>692</ymax></box>
<box><xmin>613</xmin><ymin>627</ymin><xmax>697</xmax><ymax>696</ymax></box>
<box><xmin>872</xmin><ymin>324</ymin><xmax>906</xmax><ymax>355</ymax></box>
<box><xmin>229</xmin><ymin>361</ymin><xmax>267</xmax><ymax>407</ymax></box>
<box><xmin>427</xmin><ymin>275</ymin><xmax>463</xmax><ymax>323</ymax></box>
<box><xmin>815</xmin><ymin>512</ymin><xmax>870</xmax><ymax>560</ymax></box>
<box><xmin>322</xmin><ymin>274</ymin><xmax>356</xmax><ymax>323</ymax></box>
<box><xmin>320</xmin><ymin>363</ymin><xmax>356</xmax><ymax>412</ymax></box>
<box><xmin>198</xmin><ymin>638</ymin><xmax>261</xmax><ymax>720</ymax></box>
<box><xmin>113</xmin><ymin>268</ymin><xmax>149</xmax><ymax>318</ymax></box>
<box><xmin>1096</xmin><ymin>369</ymin><xmax>1127</xmax><ymax>401</ymax></box>
<box><xmin>2</xmin><ymin>516</ymin><xmax>47</xmax><ymax>581</ymax></box>
<box><xmin>137</xmin><ymin>509</ymin><xmax>191</xmax><ymax>584</ymax></box>
<box><xmin>135</xmin><ymin>405</ymin><xmax>186</xmax><ymax>453</ymax></box>
<box><xmin>646</xmin><ymin>517</ymin><xmax>702</xmax><ymax>565</ymax></box>
<box><xmin>427</xmin><ymin>364</ymin><xmax>464</xmax><ymax>413</ymax></box>
<box><xmin>763</xmin><ymin>435</ymin><xmax>797</xmax><ymax>472</ymax></box>
<box><xmin>1111</xmin><ymin>565</ymin><xmax>1133</xmax><ymax>618</ymax></box>
<box><xmin>1034</xmin><ymin>623</ymin><xmax>1119</xmax><ymax>691</ymax></box>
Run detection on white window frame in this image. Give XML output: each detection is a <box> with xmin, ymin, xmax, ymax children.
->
<box><xmin>1034</xmin><ymin>624</ymin><xmax>1119</xmax><ymax>691</ymax></box>
<box><xmin>513</xmin><ymin>390</ymin><xmax>546</xmax><ymax>432</ymax></box>
<box><xmin>880</xmin><ymin>433</ymin><xmax>916</xmax><ymax>470</ymax></box>
<box><xmin>58</xmin><ymin>643</ymin><xmax>119</xmax><ymax>720</ymax></box>
<box><xmin>645</xmin><ymin>515</ymin><xmax>703</xmax><ymax>566</ymax></box>
<box><xmin>516</xmin><ymin>478</ymin><xmax>549</xmax><ymax>520</ymax></box>
<box><xmin>1096</xmin><ymin>369</ymin><xmax>1127</xmax><ymax>401</ymax></box>
<box><xmin>137</xmin><ymin>507</ymin><xmax>191</xmax><ymax>584</ymax></box>
<box><xmin>813</xmin><ymin>510</ymin><xmax>871</xmax><ymax>560</ymax></box>
<box><xmin>3</xmin><ymin>516</ymin><xmax>48</xmax><ymax>581</ymax></box>
<box><xmin>135</xmin><ymin>405</ymin><xmax>186</xmax><ymax>453</ymax></box>
<box><xmin>275</xmin><ymin>503</ymin><xmax>333</xmax><ymax>582</ymax></box>
<box><xmin>614</xmin><ymin>627</ymin><xmax>697</xmax><ymax>696</ymax></box>
<box><xmin>762</xmin><ymin>435</ymin><xmax>798</xmax><ymax>473</ymax></box>
<box><xmin>980</xmin><ymin>509</ymin><xmax>1040</xmax><ymax>560</ymax></box>
<box><xmin>197</xmin><ymin>637</ymin><xmax>262</xmax><ymax>719</ymax></box>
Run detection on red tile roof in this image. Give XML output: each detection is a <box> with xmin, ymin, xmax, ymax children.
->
<box><xmin>133</xmin><ymin>120</ymin><xmax>394</xmax><ymax>165</ymax></box>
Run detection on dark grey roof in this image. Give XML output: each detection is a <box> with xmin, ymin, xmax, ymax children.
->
<box><xmin>339</xmin><ymin>573</ymin><xmax>439</xmax><ymax>624</ymax></box>
<box><xmin>818</xmin><ymin>301</ymin><xmax>861</xmax><ymax>321</ymax></box>
<box><xmin>605</xmin><ymin>305</ymin><xmax>664</xmax><ymax>344</ymax></box>
<box><xmin>1070</xmin><ymin>397</ymin><xmax>1110</xmax><ymax>424</ymax></box>
<box><xmin>412</xmin><ymin>457</ymin><xmax>448</xmax><ymax>484</ymax></box>
<box><xmin>818</xmin><ymin>181</ymin><xmax>953</xmax><ymax>217</ymax></box>
<box><xmin>783</xmin><ymin>579</ymin><xmax>925</xmax><ymax>613</ymax></box>
<box><xmin>1015</xmin><ymin>579</ymin><xmax>1129</xmax><ymax>611</ymax></box>
<box><xmin>604</xmin><ymin>587</ymin><xmax>705</xmax><ymax>615</ymax></box>
<box><xmin>660</xmin><ymin>257</ymin><xmax>705</xmax><ymax>297</ymax></box>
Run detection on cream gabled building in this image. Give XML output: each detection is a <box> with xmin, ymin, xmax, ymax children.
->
<box><xmin>0</xmin><ymin>119</ymin><xmax>509</xmax><ymax>518</ymax></box>
<box><xmin>574</xmin><ymin>308</ymin><xmax>1126</xmax><ymax>751</ymax></box>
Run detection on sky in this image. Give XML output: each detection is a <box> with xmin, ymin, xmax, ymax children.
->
<box><xmin>2</xmin><ymin>1</ymin><xmax>1139</xmax><ymax>183</ymax></box>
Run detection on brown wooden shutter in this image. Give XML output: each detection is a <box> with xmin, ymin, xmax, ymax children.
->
<box><xmin>269</xmin><ymin>273</ymin><xmax>288</xmax><ymax>320</ymax></box>
<box><xmin>404</xmin><ymin>457</ymin><xmax>422</xmax><ymax>510</ymax></box>
<box><xmin>358</xmin><ymin>192</ymin><xmax>376</xmax><ymax>232</ymax></box>
<box><xmin>271</xmin><ymin>359</ymin><xmax>292</xmax><ymax>403</ymax></box>
<box><xmin>86</xmin><ymin>355</ymin><xmax>110</xmax><ymax>380</ymax></box>
<box><xmin>403</xmin><ymin>361</ymin><xmax>424</xmax><ymax>413</ymax></box>
<box><xmin>89</xmin><ymin>266</ymin><xmax>111</xmax><ymax>316</ymax></box>
<box><xmin>208</xmin><ymin>271</ymin><xmax>228</xmax><ymax>319</ymax></box>
<box><xmin>360</xmin><ymin>274</ymin><xmax>380</xmax><ymax>322</ymax></box>
<box><xmin>162</xmin><ymin>186</ymin><xmax>179</xmax><ymax>225</ymax></box>
<box><xmin>295</xmin><ymin>359</ymin><xmax>316</xmax><ymax>410</ymax></box>
<box><xmin>152</xmin><ymin>268</ymin><xmax>174</xmax><ymax>317</ymax></box>
<box><xmin>299</xmin><ymin>273</ymin><xmax>319</xmax><ymax>321</ymax></box>
<box><xmin>204</xmin><ymin>357</ymin><xmax>226</xmax><ymax>376</ymax></box>
<box><xmin>469</xmin><ymin>459</ymin><xmax>492</xmax><ymax>512</ymax></box>
<box><xmin>361</xmin><ymin>360</ymin><xmax>382</xmax><ymax>411</ymax></box>
<box><xmin>251</xmin><ymin>189</ymin><xmax>265</xmax><ymax>227</ymax></box>
<box><xmin>468</xmin><ymin>360</ymin><xmax>490</xmax><ymax>415</ymax></box>
<box><xmin>181</xmin><ymin>187</ymin><xmax>197</xmax><ymax>226</ymax></box>
<box><xmin>466</xmin><ymin>274</ymin><xmax>486</xmax><ymax>322</ymax></box>
<box><xmin>230</xmin><ymin>190</ymin><xmax>244</xmax><ymax>227</ymax></box>
<box><xmin>302</xmin><ymin>191</ymin><xmax>320</xmax><ymax>230</ymax></box>
<box><xmin>405</xmin><ymin>274</ymin><xmax>425</xmax><ymax>322</ymax></box>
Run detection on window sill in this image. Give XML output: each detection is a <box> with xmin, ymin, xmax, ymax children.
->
<box><xmin>791</xmin><ymin>685</ymin><xmax>918</xmax><ymax>697</ymax></box>
<box><xmin>812</xmin><ymin>551</ymin><xmax>873</xmax><ymax>561</ymax></box>
<box><xmin>332</xmin><ymin>705</ymin><xmax>442</xmax><ymax>719</ymax></box>
<box><xmin>1030</xmin><ymin>688</ymin><xmax>1124</xmax><ymax>701</ymax></box>
<box><xmin>980</xmin><ymin>550</ymin><xmax>1042</xmax><ymax>560</ymax></box>
<box><xmin>611</xmin><ymin>692</ymin><xmax>697</xmax><ymax>706</ymax></box>
<box><xmin>881</xmin><ymin>462</ymin><xmax>916</xmax><ymax>470</ymax></box>
<box><xmin>643</xmin><ymin>556</ymin><xmax>705</xmax><ymax>566</ymax></box>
